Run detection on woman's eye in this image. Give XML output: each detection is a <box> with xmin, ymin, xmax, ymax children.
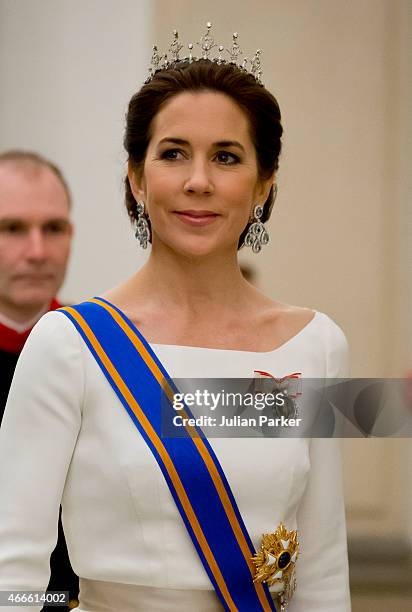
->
<box><xmin>161</xmin><ymin>149</ymin><xmax>183</xmax><ymax>161</ymax></box>
<box><xmin>216</xmin><ymin>151</ymin><xmax>240</xmax><ymax>165</ymax></box>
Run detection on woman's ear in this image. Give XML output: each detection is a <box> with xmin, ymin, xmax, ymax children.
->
<box><xmin>128</xmin><ymin>161</ymin><xmax>146</xmax><ymax>201</ymax></box>
<box><xmin>257</xmin><ymin>173</ymin><xmax>276</xmax><ymax>206</ymax></box>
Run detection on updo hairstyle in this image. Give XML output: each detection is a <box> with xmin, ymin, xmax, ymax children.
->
<box><xmin>124</xmin><ymin>60</ymin><xmax>283</xmax><ymax>248</ymax></box>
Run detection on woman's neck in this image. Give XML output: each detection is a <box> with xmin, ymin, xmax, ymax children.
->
<box><xmin>140</xmin><ymin>249</ymin><xmax>249</xmax><ymax>312</ymax></box>
<box><xmin>107</xmin><ymin>245</ymin><xmax>258</xmax><ymax>320</ymax></box>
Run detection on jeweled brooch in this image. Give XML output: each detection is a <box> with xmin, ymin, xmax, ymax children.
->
<box><xmin>252</xmin><ymin>523</ymin><xmax>299</xmax><ymax>610</ymax></box>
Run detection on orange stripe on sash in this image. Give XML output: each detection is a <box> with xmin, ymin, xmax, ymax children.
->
<box><xmin>90</xmin><ymin>298</ymin><xmax>272</xmax><ymax>612</ymax></box>
<box><xmin>61</xmin><ymin>306</ymin><xmax>237</xmax><ymax>611</ymax></box>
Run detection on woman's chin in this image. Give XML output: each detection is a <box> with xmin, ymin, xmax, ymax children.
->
<box><xmin>155</xmin><ymin>235</ymin><xmax>233</xmax><ymax>260</ymax></box>
<box><xmin>174</xmin><ymin>242</ymin><xmax>222</xmax><ymax>260</ymax></box>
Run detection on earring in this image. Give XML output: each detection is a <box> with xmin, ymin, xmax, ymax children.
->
<box><xmin>134</xmin><ymin>201</ymin><xmax>150</xmax><ymax>249</ymax></box>
<box><xmin>244</xmin><ymin>205</ymin><xmax>269</xmax><ymax>253</ymax></box>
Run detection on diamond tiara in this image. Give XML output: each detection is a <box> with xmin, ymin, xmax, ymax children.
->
<box><xmin>145</xmin><ymin>22</ymin><xmax>263</xmax><ymax>85</ymax></box>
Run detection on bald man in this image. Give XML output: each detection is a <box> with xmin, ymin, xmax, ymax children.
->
<box><xmin>0</xmin><ymin>151</ymin><xmax>73</xmax><ymax>408</ymax></box>
<box><xmin>0</xmin><ymin>150</ymin><xmax>78</xmax><ymax>609</ymax></box>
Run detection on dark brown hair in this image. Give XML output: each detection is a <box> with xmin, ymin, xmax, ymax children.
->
<box><xmin>124</xmin><ymin>60</ymin><xmax>282</xmax><ymax>248</ymax></box>
<box><xmin>0</xmin><ymin>149</ymin><xmax>72</xmax><ymax>208</ymax></box>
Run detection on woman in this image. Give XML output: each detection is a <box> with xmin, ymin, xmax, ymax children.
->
<box><xmin>0</xmin><ymin>26</ymin><xmax>350</xmax><ymax>612</ymax></box>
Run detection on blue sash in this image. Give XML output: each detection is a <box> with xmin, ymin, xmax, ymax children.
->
<box><xmin>59</xmin><ymin>298</ymin><xmax>276</xmax><ymax>612</ymax></box>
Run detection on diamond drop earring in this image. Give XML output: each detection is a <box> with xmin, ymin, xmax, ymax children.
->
<box><xmin>134</xmin><ymin>201</ymin><xmax>150</xmax><ymax>249</ymax></box>
<box><xmin>243</xmin><ymin>205</ymin><xmax>269</xmax><ymax>253</ymax></box>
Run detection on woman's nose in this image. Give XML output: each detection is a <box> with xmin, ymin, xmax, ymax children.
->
<box><xmin>183</xmin><ymin>158</ymin><xmax>214</xmax><ymax>195</ymax></box>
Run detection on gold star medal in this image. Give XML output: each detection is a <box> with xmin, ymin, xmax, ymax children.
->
<box><xmin>252</xmin><ymin>523</ymin><xmax>299</xmax><ymax>610</ymax></box>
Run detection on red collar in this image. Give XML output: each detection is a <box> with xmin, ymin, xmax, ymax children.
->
<box><xmin>0</xmin><ymin>299</ymin><xmax>62</xmax><ymax>353</ymax></box>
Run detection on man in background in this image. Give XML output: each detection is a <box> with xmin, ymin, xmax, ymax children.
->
<box><xmin>0</xmin><ymin>150</ymin><xmax>78</xmax><ymax>608</ymax></box>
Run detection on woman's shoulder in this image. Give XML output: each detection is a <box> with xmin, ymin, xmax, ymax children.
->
<box><xmin>293</xmin><ymin>307</ymin><xmax>349</xmax><ymax>377</ymax></box>
<box><xmin>4</xmin><ymin>309</ymin><xmax>84</xmax><ymax>434</ymax></box>
<box><xmin>31</xmin><ymin>307</ymin><xmax>78</xmax><ymax>334</ymax></box>
<box><xmin>266</xmin><ymin>302</ymin><xmax>316</xmax><ymax>328</ymax></box>
<box><xmin>258</xmin><ymin>299</ymin><xmax>349</xmax><ymax>373</ymax></box>
<box><xmin>261</xmin><ymin>299</ymin><xmax>346</xmax><ymax>342</ymax></box>
<box><xmin>22</xmin><ymin>308</ymin><xmax>83</xmax><ymax>359</ymax></box>
<box><xmin>314</xmin><ymin>311</ymin><xmax>349</xmax><ymax>377</ymax></box>
<box><xmin>257</xmin><ymin>300</ymin><xmax>313</xmax><ymax>342</ymax></box>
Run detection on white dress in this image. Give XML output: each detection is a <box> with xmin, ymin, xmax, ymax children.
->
<box><xmin>0</xmin><ymin>309</ymin><xmax>351</xmax><ymax>611</ymax></box>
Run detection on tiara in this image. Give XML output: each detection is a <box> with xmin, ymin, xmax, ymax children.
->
<box><xmin>145</xmin><ymin>22</ymin><xmax>263</xmax><ymax>85</ymax></box>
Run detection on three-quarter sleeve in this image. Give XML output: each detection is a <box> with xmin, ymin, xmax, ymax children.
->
<box><xmin>0</xmin><ymin>312</ymin><xmax>83</xmax><ymax>610</ymax></box>
<box><xmin>324</xmin><ymin>315</ymin><xmax>350</xmax><ymax>379</ymax></box>
<box><xmin>289</xmin><ymin>315</ymin><xmax>351</xmax><ymax>611</ymax></box>
<box><xmin>288</xmin><ymin>438</ymin><xmax>351</xmax><ymax>611</ymax></box>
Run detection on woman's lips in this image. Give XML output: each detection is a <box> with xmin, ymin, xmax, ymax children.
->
<box><xmin>174</xmin><ymin>210</ymin><xmax>219</xmax><ymax>226</ymax></box>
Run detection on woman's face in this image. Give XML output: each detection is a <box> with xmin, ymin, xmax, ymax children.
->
<box><xmin>130</xmin><ymin>91</ymin><xmax>273</xmax><ymax>258</ymax></box>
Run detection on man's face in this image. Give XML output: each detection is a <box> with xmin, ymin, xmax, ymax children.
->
<box><xmin>0</xmin><ymin>163</ymin><xmax>73</xmax><ymax>321</ymax></box>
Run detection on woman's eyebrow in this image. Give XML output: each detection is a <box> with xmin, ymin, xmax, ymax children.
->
<box><xmin>157</xmin><ymin>137</ymin><xmax>245</xmax><ymax>152</ymax></box>
<box><xmin>214</xmin><ymin>140</ymin><xmax>245</xmax><ymax>152</ymax></box>
<box><xmin>158</xmin><ymin>137</ymin><xmax>188</xmax><ymax>146</ymax></box>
